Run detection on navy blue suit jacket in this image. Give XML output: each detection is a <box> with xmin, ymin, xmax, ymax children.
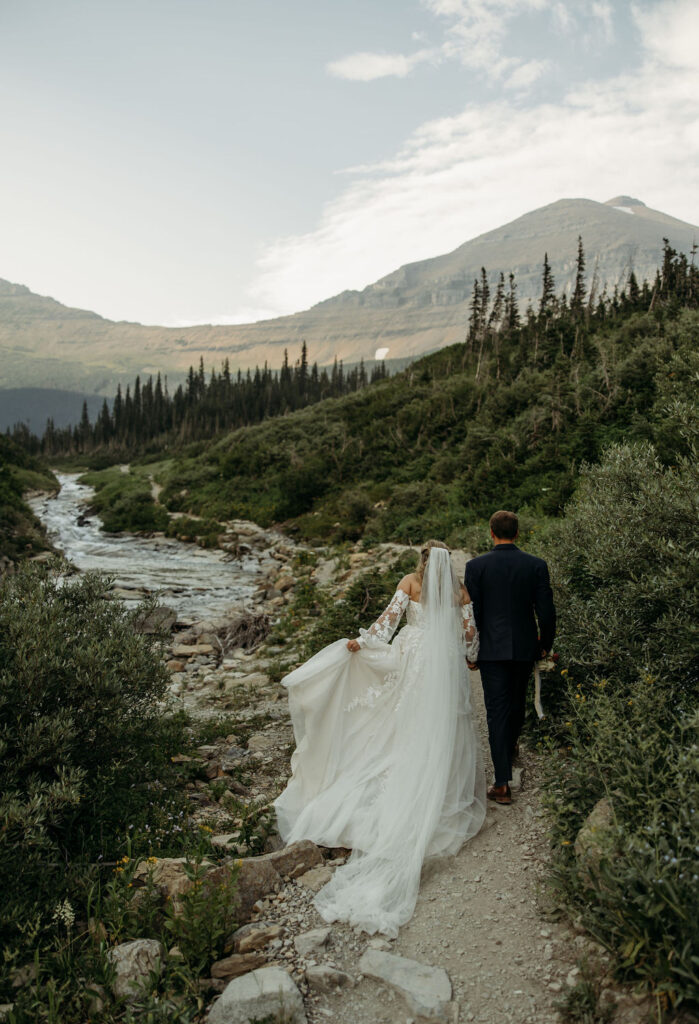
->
<box><xmin>464</xmin><ymin>544</ymin><xmax>556</xmax><ymax>662</ymax></box>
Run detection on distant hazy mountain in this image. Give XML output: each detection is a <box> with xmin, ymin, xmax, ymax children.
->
<box><xmin>0</xmin><ymin>388</ymin><xmax>108</xmax><ymax>433</ymax></box>
<box><xmin>0</xmin><ymin>196</ymin><xmax>696</xmax><ymax>393</ymax></box>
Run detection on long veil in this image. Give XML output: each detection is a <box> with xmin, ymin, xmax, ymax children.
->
<box><xmin>313</xmin><ymin>548</ymin><xmax>485</xmax><ymax>936</ymax></box>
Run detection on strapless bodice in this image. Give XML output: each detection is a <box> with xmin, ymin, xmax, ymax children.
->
<box><xmin>406</xmin><ymin>598</ymin><xmax>425</xmax><ymax>627</ymax></box>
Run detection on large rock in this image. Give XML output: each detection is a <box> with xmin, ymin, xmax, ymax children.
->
<box><xmin>133</xmin><ymin>605</ymin><xmax>177</xmax><ymax>634</ymax></box>
<box><xmin>358</xmin><ymin>949</ymin><xmax>454</xmax><ymax>1023</ymax></box>
<box><xmin>246</xmin><ymin>731</ymin><xmax>277</xmax><ymax>753</ymax></box>
<box><xmin>106</xmin><ymin>939</ymin><xmax>164</xmax><ymax>1002</ymax></box>
<box><xmin>205</xmin><ymin>858</ymin><xmax>281</xmax><ymax>923</ymax></box>
<box><xmin>294</xmin><ymin>927</ymin><xmax>331</xmax><ymax>957</ymax></box>
<box><xmin>207</xmin><ymin>966</ymin><xmax>306</xmax><ymax>1024</ymax></box>
<box><xmin>261</xmin><ymin>840</ymin><xmax>324</xmax><ymax>878</ymax></box>
<box><xmin>132</xmin><ymin>857</ymin><xmax>203</xmax><ymax>911</ymax></box>
<box><xmin>574</xmin><ymin>797</ymin><xmax>617</xmax><ymax>882</ymax></box>
<box><xmin>232</xmin><ymin>922</ymin><xmax>285</xmax><ymax>953</ymax></box>
<box><xmin>305</xmin><ymin>964</ymin><xmax>354</xmax><ymax>993</ymax></box>
<box><xmin>296</xmin><ymin>865</ymin><xmax>332</xmax><ymax>892</ymax></box>
<box><xmin>210</xmin><ymin>952</ymin><xmax>267</xmax><ymax>981</ymax></box>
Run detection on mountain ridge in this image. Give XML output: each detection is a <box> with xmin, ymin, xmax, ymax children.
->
<box><xmin>1</xmin><ymin>196</ymin><xmax>696</xmax><ymax>393</ymax></box>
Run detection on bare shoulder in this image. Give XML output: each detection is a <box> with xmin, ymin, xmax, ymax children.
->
<box><xmin>397</xmin><ymin>573</ymin><xmax>418</xmax><ymax>597</ymax></box>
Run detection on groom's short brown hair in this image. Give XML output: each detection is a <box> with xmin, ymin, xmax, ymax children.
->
<box><xmin>490</xmin><ymin>510</ymin><xmax>518</xmax><ymax>539</ymax></box>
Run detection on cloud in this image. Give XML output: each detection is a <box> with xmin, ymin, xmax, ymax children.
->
<box><xmin>327</xmin><ymin>49</ymin><xmax>435</xmax><ymax>81</ymax></box>
<box><xmin>222</xmin><ymin>0</ymin><xmax>698</xmax><ymax>323</ymax></box>
<box><xmin>590</xmin><ymin>1</ymin><xmax>614</xmax><ymax>43</ymax></box>
<box><xmin>633</xmin><ymin>0</ymin><xmax>698</xmax><ymax>69</ymax></box>
<box><xmin>504</xmin><ymin>59</ymin><xmax>550</xmax><ymax>91</ymax></box>
<box><xmin>327</xmin><ymin>0</ymin><xmax>617</xmax><ymax>94</ymax></box>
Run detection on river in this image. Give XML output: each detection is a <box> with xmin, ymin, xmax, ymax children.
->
<box><xmin>28</xmin><ymin>473</ymin><xmax>262</xmax><ymax>621</ymax></box>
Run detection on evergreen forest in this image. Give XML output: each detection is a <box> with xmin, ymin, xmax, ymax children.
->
<box><xmin>65</xmin><ymin>238</ymin><xmax>697</xmax><ymax>548</ymax></box>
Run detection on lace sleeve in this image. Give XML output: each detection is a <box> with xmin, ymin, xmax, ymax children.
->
<box><xmin>462</xmin><ymin>602</ymin><xmax>479</xmax><ymax>662</ymax></box>
<box><xmin>357</xmin><ymin>589</ymin><xmax>410</xmax><ymax>648</ymax></box>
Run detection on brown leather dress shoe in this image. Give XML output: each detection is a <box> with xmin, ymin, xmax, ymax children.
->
<box><xmin>487</xmin><ymin>783</ymin><xmax>512</xmax><ymax>805</ymax></box>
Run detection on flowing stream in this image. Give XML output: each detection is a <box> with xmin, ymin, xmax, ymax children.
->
<box><xmin>29</xmin><ymin>473</ymin><xmax>261</xmax><ymax>621</ymax></box>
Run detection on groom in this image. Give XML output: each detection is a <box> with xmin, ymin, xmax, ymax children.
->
<box><xmin>465</xmin><ymin>510</ymin><xmax>556</xmax><ymax>805</ymax></box>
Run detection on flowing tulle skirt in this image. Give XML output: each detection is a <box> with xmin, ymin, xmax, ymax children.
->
<box><xmin>274</xmin><ymin>625</ymin><xmax>485</xmax><ymax>936</ymax></box>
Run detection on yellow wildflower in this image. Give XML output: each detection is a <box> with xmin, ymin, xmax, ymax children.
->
<box><xmin>561</xmin><ymin>669</ymin><xmax>569</xmax><ymax>676</ymax></box>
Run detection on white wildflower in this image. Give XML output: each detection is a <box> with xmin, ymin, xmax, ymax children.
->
<box><xmin>52</xmin><ymin>898</ymin><xmax>75</xmax><ymax>930</ymax></box>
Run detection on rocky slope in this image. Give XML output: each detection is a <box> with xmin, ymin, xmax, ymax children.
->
<box><xmin>1</xmin><ymin>196</ymin><xmax>696</xmax><ymax>392</ymax></box>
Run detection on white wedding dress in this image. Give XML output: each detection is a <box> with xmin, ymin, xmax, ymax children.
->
<box><xmin>274</xmin><ymin>549</ymin><xmax>486</xmax><ymax>936</ymax></box>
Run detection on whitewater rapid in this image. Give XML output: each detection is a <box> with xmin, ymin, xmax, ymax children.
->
<box><xmin>28</xmin><ymin>473</ymin><xmax>261</xmax><ymax>621</ymax></box>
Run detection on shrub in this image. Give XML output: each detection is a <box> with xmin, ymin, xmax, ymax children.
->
<box><xmin>536</xmin><ymin>443</ymin><xmax>699</xmax><ymax>1009</ymax></box>
<box><xmin>0</xmin><ymin>562</ymin><xmax>189</xmax><ymax>953</ymax></box>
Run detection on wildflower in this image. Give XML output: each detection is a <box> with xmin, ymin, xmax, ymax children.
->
<box><xmin>561</xmin><ymin>669</ymin><xmax>568</xmax><ymax>676</ymax></box>
<box><xmin>565</xmin><ymin>721</ymin><xmax>572</xmax><ymax>727</ymax></box>
<box><xmin>561</xmin><ymin>840</ymin><xmax>571</xmax><ymax>846</ymax></box>
<box><xmin>52</xmin><ymin>899</ymin><xmax>76</xmax><ymax>929</ymax></box>
<box><xmin>628</xmin><ymin>699</ymin><xmax>633</xmax><ymax>706</ymax></box>
<box><xmin>147</xmin><ymin>856</ymin><xmax>158</xmax><ymax>864</ymax></box>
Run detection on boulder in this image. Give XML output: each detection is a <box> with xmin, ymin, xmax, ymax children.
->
<box><xmin>232</xmin><ymin>922</ymin><xmax>285</xmax><ymax>954</ymax></box>
<box><xmin>132</xmin><ymin>857</ymin><xmax>197</xmax><ymax>909</ymax></box>
<box><xmin>133</xmin><ymin>605</ymin><xmax>177</xmax><ymax>634</ymax></box>
<box><xmin>210</xmin><ymin>952</ymin><xmax>267</xmax><ymax>981</ymax></box>
<box><xmin>296</xmin><ymin>865</ymin><xmax>333</xmax><ymax>892</ymax></box>
<box><xmin>574</xmin><ymin>797</ymin><xmax>617</xmax><ymax>881</ymax></box>
<box><xmin>205</xmin><ymin>858</ymin><xmax>281</xmax><ymax>923</ymax></box>
<box><xmin>274</xmin><ymin>575</ymin><xmax>295</xmax><ymax>593</ymax></box>
<box><xmin>261</xmin><ymin>840</ymin><xmax>324</xmax><ymax>878</ymax></box>
<box><xmin>305</xmin><ymin>965</ymin><xmax>353</xmax><ymax>993</ymax></box>
<box><xmin>358</xmin><ymin>949</ymin><xmax>453</xmax><ymax>1022</ymax></box>
<box><xmin>207</xmin><ymin>966</ymin><xmax>306</xmax><ymax>1024</ymax></box>
<box><xmin>172</xmin><ymin>644</ymin><xmax>200</xmax><ymax>657</ymax></box>
<box><xmin>106</xmin><ymin>939</ymin><xmax>164</xmax><ymax>1002</ymax></box>
<box><xmin>246</xmin><ymin>731</ymin><xmax>277</xmax><ymax>753</ymax></box>
<box><xmin>294</xmin><ymin>927</ymin><xmax>331</xmax><ymax>957</ymax></box>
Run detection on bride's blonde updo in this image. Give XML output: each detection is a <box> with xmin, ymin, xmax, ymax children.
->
<box><xmin>415</xmin><ymin>539</ymin><xmax>449</xmax><ymax>583</ymax></box>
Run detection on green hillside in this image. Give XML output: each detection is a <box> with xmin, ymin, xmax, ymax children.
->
<box><xmin>135</xmin><ymin>246</ymin><xmax>697</xmax><ymax>547</ymax></box>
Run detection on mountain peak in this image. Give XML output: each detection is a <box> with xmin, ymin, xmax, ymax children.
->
<box><xmin>604</xmin><ymin>195</ymin><xmax>646</xmax><ymax>208</ymax></box>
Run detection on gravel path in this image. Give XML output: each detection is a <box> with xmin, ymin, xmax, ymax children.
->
<box><xmin>244</xmin><ymin>671</ymin><xmax>596</xmax><ymax>1024</ymax></box>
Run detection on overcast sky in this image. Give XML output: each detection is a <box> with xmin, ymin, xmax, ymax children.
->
<box><xmin>1</xmin><ymin>0</ymin><xmax>698</xmax><ymax>326</ymax></box>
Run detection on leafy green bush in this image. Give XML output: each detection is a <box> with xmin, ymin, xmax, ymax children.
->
<box><xmin>536</xmin><ymin>443</ymin><xmax>699</xmax><ymax>1009</ymax></box>
<box><xmin>0</xmin><ymin>436</ymin><xmax>56</xmax><ymax>559</ymax></box>
<box><xmin>165</xmin><ymin>515</ymin><xmax>224</xmax><ymax>548</ymax></box>
<box><xmin>0</xmin><ymin>562</ymin><xmax>190</xmax><ymax>954</ymax></box>
<box><xmin>80</xmin><ymin>467</ymin><xmax>169</xmax><ymax>533</ymax></box>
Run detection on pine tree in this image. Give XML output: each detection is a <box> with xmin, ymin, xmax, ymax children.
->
<box><xmin>539</xmin><ymin>253</ymin><xmax>556</xmax><ymax>317</ymax></box>
<box><xmin>571</xmin><ymin>236</ymin><xmax>586</xmax><ymax>318</ymax></box>
<box><xmin>467</xmin><ymin>277</ymin><xmax>481</xmax><ymax>350</ymax></box>
<box><xmin>505</xmin><ymin>273</ymin><xmax>520</xmax><ymax>331</ymax></box>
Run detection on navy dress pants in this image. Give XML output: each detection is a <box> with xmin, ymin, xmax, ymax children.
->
<box><xmin>478</xmin><ymin>660</ymin><xmax>533</xmax><ymax>786</ymax></box>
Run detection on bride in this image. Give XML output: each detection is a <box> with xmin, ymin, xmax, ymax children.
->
<box><xmin>274</xmin><ymin>541</ymin><xmax>486</xmax><ymax>936</ymax></box>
